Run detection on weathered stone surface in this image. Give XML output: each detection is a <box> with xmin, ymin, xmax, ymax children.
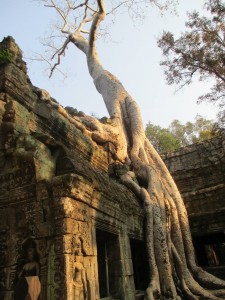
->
<box><xmin>163</xmin><ymin>138</ymin><xmax>225</xmax><ymax>233</ymax></box>
<box><xmin>0</xmin><ymin>37</ymin><xmax>143</xmax><ymax>300</ymax></box>
<box><xmin>1</xmin><ymin>36</ymin><xmax>224</xmax><ymax>299</ymax></box>
<box><xmin>163</xmin><ymin>137</ymin><xmax>225</xmax><ymax>278</ymax></box>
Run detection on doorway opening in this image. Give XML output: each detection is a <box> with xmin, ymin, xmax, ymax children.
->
<box><xmin>193</xmin><ymin>232</ymin><xmax>225</xmax><ymax>267</ymax></box>
<box><xmin>96</xmin><ymin>229</ymin><xmax>120</xmax><ymax>299</ymax></box>
<box><xmin>130</xmin><ymin>239</ymin><xmax>149</xmax><ymax>291</ymax></box>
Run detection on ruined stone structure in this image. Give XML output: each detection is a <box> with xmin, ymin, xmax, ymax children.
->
<box><xmin>0</xmin><ymin>37</ymin><xmax>147</xmax><ymax>300</ymax></box>
<box><xmin>163</xmin><ymin>138</ymin><xmax>225</xmax><ymax>279</ymax></box>
<box><xmin>0</xmin><ymin>36</ymin><xmax>224</xmax><ymax>300</ymax></box>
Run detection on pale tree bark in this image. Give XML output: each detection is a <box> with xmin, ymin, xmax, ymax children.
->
<box><xmin>43</xmin><ymin>0</ymin><xmax>225</xmax><ymax>299</ymax></box>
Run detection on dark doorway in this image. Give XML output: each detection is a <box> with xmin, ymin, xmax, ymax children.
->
<box><xmin>193</xmin><ymin>232</ymin><xmax>225</xmax><ymax>267</ymax></box>
<box><xmin>130</xmin><ymin>239</ymin><xmax>149</xmax><ymax>291</ymax></box>
<box><xmin>96</xmin><ymin>229</ymin><xmax>120</xmax><ymax>299</ymax></box>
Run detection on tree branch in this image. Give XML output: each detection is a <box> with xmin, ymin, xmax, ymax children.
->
<box><xmin>106</xmin><ymin>1</ymin><xmax>129</xmax><ymax>15</ymax></box>
<box><xmin>89</xmin><ymin>0</ymin><xmax>106</xmax><ymax>55</ymax></box>
<box><xmin>49</xmin><ymin>36</ymin><xmax>71</xmax><ymax>77</ymax></box>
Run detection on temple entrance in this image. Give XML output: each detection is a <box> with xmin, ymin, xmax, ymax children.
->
<box><xmin>130</xmin><ymin>239</ymin><xmax>149</xmax><ymax>292</ymax></box>
<box><xmin>193</xmin><ymin>232</ymin><xmax>225</xmax><ymax>280</ymax></box>
<box><xmin>96</xmin><ymin>229</ymin><xmax>120</xmax><ymax>299</ymax></box>
<box><xmin>193</xmin><ymin>232</ymin><xmax>225</xmax><ymax>267</ymax></box>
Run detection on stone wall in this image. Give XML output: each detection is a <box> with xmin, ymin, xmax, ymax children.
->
<box><xmin>163</xmin><ymin>137</ymin><xmax>225</xmax><ymax>234</ymax></box>
<box><xmin>0</xmin><ymin>36</ymin><xmax>224</xmax><ymax>299</ymax></box>
<box><xmin>163</xmin><ymin>137</ymin><xmax>225</xmax><ymax>277</ymax></box>
<box><xmin>0</xmin><ymin>37</ymin><xmax>145</xmax><ymax>300</ymax></box>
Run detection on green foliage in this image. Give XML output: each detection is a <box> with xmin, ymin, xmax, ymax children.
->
<box><xmin>145</xmin><ymin>115</ymin><xmax>216</xmax><ymax>153</ymax></box>
<box><xmin>169</xmin><ymin>115</ymin><xmax>215</xmax><ymax>146</ymax></box>
<box><xmin>145</xmin><ymin>122</ymin><xmax>181</xmax><ymax>153</ymax></box>
<box><xmin>158</xmin><ymin>0</ymin><xmax>225</xmax><ymax>120</ymax></box>
<box><xmin>0</xmin><ymin>49</ymin><xmax>14</xmax><ymax>64</ymax></box>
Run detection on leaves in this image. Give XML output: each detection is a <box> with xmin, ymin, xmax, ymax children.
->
<box><xmin>145</xmin><ymin>121</ymin><xmax>181</xmax><ymax>153</ymax></box>
<box><xmin>145</xmin><ymin>115</ymin><xmax>217</xmax><ymax>153</ymax></box>
<box><xmin>0</xmin><ymin>49</ymin><xmax>14</xmax><ymax>64</ymax></box>
<box><xmin>158</xmin><ymin>0</ymin><xmax>225</xmax><ymax>120</ymax></box>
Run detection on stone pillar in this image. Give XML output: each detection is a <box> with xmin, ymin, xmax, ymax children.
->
<box><xmin>118</xmin><ymin>228</ymin><xmax>136</xmax><ymax>300</ymax></box>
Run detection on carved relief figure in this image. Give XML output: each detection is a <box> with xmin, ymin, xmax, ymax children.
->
<box><xmin>14</xmin><ymin>239</ymin><xmax>41</xmax><ymax>300</ymax></box>
<box><xmin>73</xmin><ymin>236</ymin><xmax>87</xmax><ymax>300</ymax></box>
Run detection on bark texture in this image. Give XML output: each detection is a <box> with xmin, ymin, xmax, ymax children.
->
<box><xmin>66</xmin><ymin>1</ymin><xmax>225</xmax><ymax>299</ymax></box>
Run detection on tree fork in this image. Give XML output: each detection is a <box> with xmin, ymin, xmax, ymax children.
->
<box><xmin>44</xmin><ymin>0</ymin><xmax>225</xmax><ymax>298</ymax></box>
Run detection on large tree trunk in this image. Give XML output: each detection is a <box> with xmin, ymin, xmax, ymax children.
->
<box><xmin>69</xmin><ymin>2</ymin><xmax>225</xmax><ymax>299</ymax></box>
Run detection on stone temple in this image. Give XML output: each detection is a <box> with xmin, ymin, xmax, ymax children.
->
<box><xmin>0</xmin><ymin>36</ymin><xmax>224</xmax><ymax>300</ymax></box>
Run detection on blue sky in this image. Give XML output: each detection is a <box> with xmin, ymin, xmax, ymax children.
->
<box><xmin>0</xmin><ymin>0</ymin><xmax>218</xmax><ymax>127</ymax></box>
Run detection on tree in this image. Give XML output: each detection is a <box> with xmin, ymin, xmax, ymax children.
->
<box><xmin>146</xmin><ymin>115</ymin><xmax>216</xmax><ymax>153</ymax></box>
<box><xmin>40</xmin><ymin>1</ymin><xmax>225</xmax><ymax>299</ymax></box>
<box><xmin>145</xmin><ymin>122</ymin><xmax>181</xmax><ymax>153</ymax></box>
<box><xmin>169</xmin><ymin>120</ymin><xmax>187</xmax><ymax>147</ymax></box>
<box><xmin>158</xmin><ymin>0</ymin><xmax>225</xmax><ymax>122</ymax></box>
<box><xmin>169</xmin><ymin>114</ymin><xmax>216</xmax><ymax>146</ymax></box>
<box><xmin>193</xmin><ymin>114</ymin><xmax>216</xmax><ymax>140</ymax></box>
